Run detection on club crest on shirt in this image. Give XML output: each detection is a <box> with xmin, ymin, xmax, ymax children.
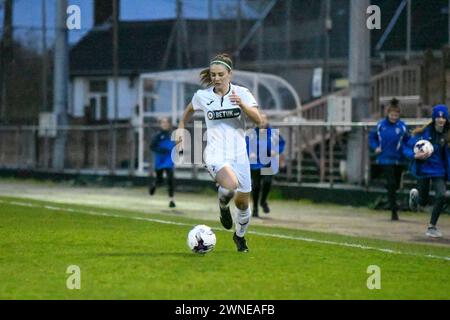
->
<box><xmin>207</xmin><ymin>108</ymin><xmax>241</xmax><ymax>120</ymax></box>
<box><xmin>395</xmin><ymin>127</ymin><xmax>401</xmax><ymax>135</ymax></box>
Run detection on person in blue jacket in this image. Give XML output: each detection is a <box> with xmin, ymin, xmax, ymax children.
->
<box><xmin>369</xmin><ymin>98</ymin><xmax>409</xmax><ymax>221</ymax></box>
<box><xmin>246</xmin><ymin>113</ymin><xmax>285</xmax><ymax>217</ymax></box>
<box><xmin>403</xmin><ymin>104</ymin><xmax>450</xmax><ymax>238</ymax></box>
<box><xmin>149</xmin><ymin>117</ymin><xmax>176</xmax><ymax>208</ymax></box>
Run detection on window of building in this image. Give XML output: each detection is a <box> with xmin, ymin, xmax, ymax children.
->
<box><xmin>88</xmin><ymin>79</ymin><xmax>108</xmax><ymax>121</ymax></box>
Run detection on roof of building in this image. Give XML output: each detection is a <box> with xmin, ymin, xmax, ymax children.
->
<box><xmin>69</xmin><ymin>19</ymin><xmax>255</xmax><ymax>77</ymax></box>
<box><xmin>70</xmin><ymin>20</ymin><xmax>174</xmax><ymax>76</ymax></box>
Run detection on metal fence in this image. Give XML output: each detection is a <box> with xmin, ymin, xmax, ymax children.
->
<box><xmin>0</xmin><ymin>120</ymin><xmax>429</xmax><ymax>187</ymax></box>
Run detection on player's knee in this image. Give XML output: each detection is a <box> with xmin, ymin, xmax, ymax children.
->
<box><xmin>222</xmin><ymin>180</ymin><xmax>239</xmax><ymax>191</ymax></box>
<box><xmin>219</xmin><ymin>186</ymin><xmax>235</xmax><ymax>199</ymax></box>
<box><xmin>235</xmin><ymin>199</ymin><xmax>249</xmax><ymax>211</ymax></box>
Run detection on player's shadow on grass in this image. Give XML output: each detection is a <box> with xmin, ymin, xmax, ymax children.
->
<box><xmin>96</xmin><ymin>251</ymin><xmax>230</xmax><ymax>258</ymax></box>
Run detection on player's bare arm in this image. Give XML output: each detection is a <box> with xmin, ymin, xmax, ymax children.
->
<box><xmin>175</xmin><ymin>102</ymin><xmax>194</xmax><ymax>148</ymax></box>
<box><xmin>229</xmin><ymin>90</ymin><xmax>262</xmax><ymax>126</ymax></box>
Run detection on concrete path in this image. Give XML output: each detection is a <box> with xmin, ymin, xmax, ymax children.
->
<box><xmin>1</xmin><ymin>179</ymin><xmax>449</xmax><ymax>247</ymax></box>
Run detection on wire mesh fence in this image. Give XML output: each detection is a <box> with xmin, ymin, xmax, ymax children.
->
<box><xmin>0</xmin><ymin>120</ymin><xmax>429</xmax><ymax>192</ymax></box>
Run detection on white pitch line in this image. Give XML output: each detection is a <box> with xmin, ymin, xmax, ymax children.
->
<box><xmin>247</xmin><ymin>231</ymin><xmax>449</xmax><ymax>261</ymax></box>
<box><xmin>1</xmin><ymin>199</ymin><xmax>449</xmax><ymax>262</ymax></box>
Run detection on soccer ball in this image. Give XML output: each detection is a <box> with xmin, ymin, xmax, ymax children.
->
<box><xmin>187</xmin><ymin>225</ymin><xmax>216</xmax><ymax>254</ymax></box>
<box><xmin>414</xmin><ymin>139</ymin><xmax>434</xmax><ymax>155</ymax></box>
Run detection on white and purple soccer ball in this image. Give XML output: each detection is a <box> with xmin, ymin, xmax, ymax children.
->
<box><xmin>414</xmin><ymin>139</ymin><xmax>434</xmax><ymax>155</ymax></box>
<box><xmin>187</xmin><ymin>225</ymin><xmax>216</xmax><ymax>254</ymax></box>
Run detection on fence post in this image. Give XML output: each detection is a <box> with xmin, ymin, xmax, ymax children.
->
<box><xmin>15</xmin><ymin>126</ymin><xmax>20</xmax><ymax>168</ymax></box>
<box><xmin>43</xmin><ymin>134</ymin><xmax>49</xmax><ymax>169</ymax></box>
<box><xmin>108</xmin><ymin>126</ymin><xmax>114</xmax><ymax>175</ymax></box>
<box><xmin>296</xmin><ymin>126</ymin><xmax>302</xmax><ymax>184</ymax></box>
<box><xmin>287</xmin><ymin>126</ymin><xmax>293</xmax><ymax>181</ymax></box>
<box><xmin>93</xmin><ymin>129</ymin><xmax>99</xmax><ymax>172</ymax></box>
<box><xmin>29</xmin><ymin>128</ymin><xmax>36</xmax><ymax>169</ymax></box>
<box><xmin>112</xmin><ymin>124</ymin><xmax>117</xmax><ymax>174</ymax></box>
<box><xmin>363</xmin><ymin>125</ymin><xmax>370</xmax><ymax>190</ymax></box>
<box><xmin>128</xmin><ymin>124</ymin><xmax>135</xmax><ymax>176</ymax></box>
<box><xmin>192</xmin><ymin>164</ymin><xmax>198</xmax><ymax>180</ymax></box>
<box><xmin>36</xmin><ymin>130</ymin><xmax>39</xmax><ymax>168</ymax></box>
<box><xmin>329</xmin><ymin>125</ymin><xmax>334</xmax><ymax>188</ymax></box>
<box><xmin>83</xmin><ymin>126</ymin><xmax>89</xmax><ymax>168</ymax></box>
<box><xmin>319</xmin><ymin>126</ymin><xmax>325</xmax><ymax>183</ymax></box>
<box><xmin>0</xmin><ymin>129</ymin><xmax>4</xmax><ymax>165</ymax></box>
<box><xmin>76</xmin><ymin>128</ymin><xmax>82</xmax><ymax>172</ymax></box>
<box><xmin>371</xmin><ymin>81</ymin><xmax>376</xmax><ymax>116</ymax></box>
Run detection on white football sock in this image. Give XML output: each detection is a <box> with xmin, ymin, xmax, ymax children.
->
<box><xmin>235</xmin><ymin>207</ymin><xmax>251</xmax><ymax>237</ymax></box>
<box><xmin>218</xmin><ymin>186</ymin><xmax>235</xmax><ymax>209</ymax></box>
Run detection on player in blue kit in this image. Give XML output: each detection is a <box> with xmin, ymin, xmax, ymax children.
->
<box><xmin>149</xmin><ymin>117</ymin><xmax>176</xmax><ymax>208</ymax></box>
<box><xmin>404</xmin><ymin>104</ymin><xmax>450</xmax><ymax>238</ymax></box>
<box><xmin>176</xmin><ymin>53</ymin><xmax>262</xmax><ymax>252</ymax></box>
<box><xmin>369</xmin><ymin>98</ymin><xmax>409</xmax><ymax>221</ymax></box>
<box><xmin>246</xmin><ymin>113</ymin><xmax>285</xmax><ymax>217</ymax></box>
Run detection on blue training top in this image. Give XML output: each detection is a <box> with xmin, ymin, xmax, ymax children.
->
<box><xmin>403</xmin><ymin>124</ymin><xmax>450</xmax><ymax>179</ymax></box>
<box><xmin>246</xmin><ymin>126</ymin><xmax>286</xmax><ymax>170</ymax></box>
<box><xmin>369</xmin><ymin>118</ymin><xmax>409</xmax><ymax>165</ymax></box>
<box><xmin>150</xmin><ymin>130</ymin><xmax>175</xmax><ymax>170</ymax></box>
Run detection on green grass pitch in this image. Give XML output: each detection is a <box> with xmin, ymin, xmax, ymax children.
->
<box><xmin>0</xmin><ymin>195</ymin><xmax>449</xmax><ymax>300</ymax></box>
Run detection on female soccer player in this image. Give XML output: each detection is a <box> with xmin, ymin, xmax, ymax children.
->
<box><xmin>404</xmin><ymin>104</ymin><xmax>450</xmax><ymax>238</ymax></box>
<box><xmin>369</xmin><ymin>98</ymin><xmax>409</xmax><ymax>220</ymax></box>
<box><xmin>176</xmin><ymin>53</ymin><xmax>262</xmax><ymax>252</ymax></box>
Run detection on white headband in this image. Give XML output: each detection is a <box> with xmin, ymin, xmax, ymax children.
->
<box><xmin>210</xmin><ymin>60</ymin><xmax>232</xmax><ymax>70</ymax></box>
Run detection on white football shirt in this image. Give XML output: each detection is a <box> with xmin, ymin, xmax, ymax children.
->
<box><xmin>191</xmin><ymin>83</ymin><xmax>258</xmax><ymax>162</ymax></box>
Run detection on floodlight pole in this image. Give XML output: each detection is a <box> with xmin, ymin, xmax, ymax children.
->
<box><xmin>323</xmin><ymin>0</ymin><xmax>332</xmax><ymax>94</ymax></box>
<box><xmin>285</xmin><ymin>0</ymin><xmax>291</xmax><ymax>60</ymax></box>
<box><xmin>110</xmin><ymin>0</ymin><xmax>119</xmax><ymax>174</ymax></box>
<box><xmin>52</xmin><ymin>0</ymin><xmax>69</xmax><ymax>170</ymax></box>
<box><xmin>346</xmin><ymin>0</ymin><xmax>371</xmax><ymax>184</ymax></box>
<box><xmin>207</xmin><ymin>0</ymin><xmax>213</xmax><ymax>60</ymax></box>
<box><xmin>235</xmin><ymin>0</ymin><xmax>242</xmax><ymax>66</ymax></box>
<box><xmin>176</xmin><ymin>0</ymin><xmax>183</xmax><ymax>68</ymax></box>
<box><xmin>0</xmin><ymin>0</ymin><xmax>12</xmax><ymax>123</ymax></box>
<box><xmin>113</xmin><ymin>0</ymin><xmax>119</xmax><ymax>122</ymax></box>
<box><xmin>406</xmin><ymin>0</ymin><xmax>411</xmax><ymax>62</ymax></box>
<box><xmin>41</xmin><ymin>0</ymin><xmax>48</xmax><ymax>113</ymax></box>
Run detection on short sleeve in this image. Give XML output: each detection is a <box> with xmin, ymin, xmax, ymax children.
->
<box><xmin>239</xmin><ymin>87</ymin><xmax>258</xmax><ymax>108</ymax></box>
<box><xmin>191</xmin><ymin>91</ymin><xmax>203</xmax><ymax>111</ymax></box>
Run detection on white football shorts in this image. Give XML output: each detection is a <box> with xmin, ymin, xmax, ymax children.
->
<box><xmin>204</xmin><ymin>152</ymin><xmax>251</xmax><ymax>193</ymax></box>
